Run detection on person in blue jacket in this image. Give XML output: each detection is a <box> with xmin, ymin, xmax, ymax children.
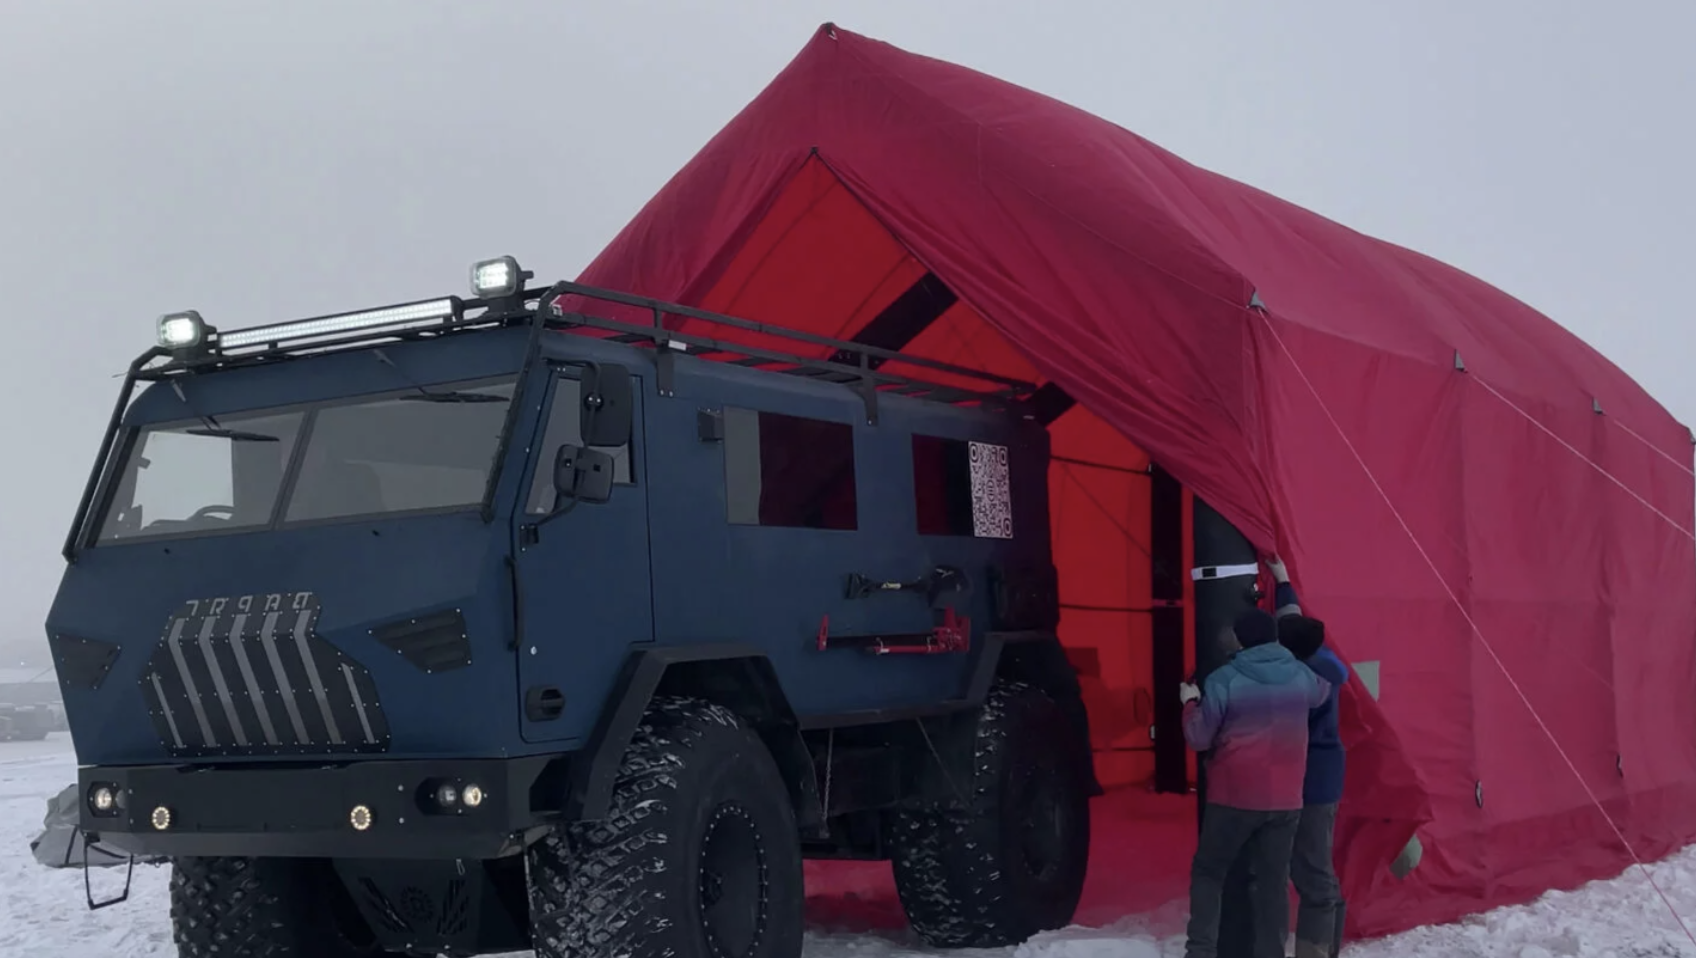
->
<box><xmin>1268</xmin><ymin>556</ymin><xmax>1350</xmax><ymax>958</ymax></box>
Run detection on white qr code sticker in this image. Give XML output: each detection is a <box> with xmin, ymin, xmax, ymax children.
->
<box><xmin>968</xmin><ymin>441</ymin><xmax>1012</xmax><ymax>539</ymax></box>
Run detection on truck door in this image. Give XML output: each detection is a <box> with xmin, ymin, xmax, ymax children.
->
<box><xmin>511</xmin><ymin>368</ymin><xmax>653</xmax><ymax>745</ymax></box>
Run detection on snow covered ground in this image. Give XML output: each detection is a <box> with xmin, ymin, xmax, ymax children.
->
<box><xmin>5</xmin><ymin>736</ymin><xmax>1696</xmax><ymax>957</ymax></box>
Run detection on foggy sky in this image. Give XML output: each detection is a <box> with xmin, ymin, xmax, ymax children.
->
<box><xmin>2</xmin><ymin>1</ymin><xmax>1691</xmax><ymax>662</ymax></box>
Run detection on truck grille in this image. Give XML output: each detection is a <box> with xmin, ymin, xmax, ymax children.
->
<box><xmin>140</xmin><ymin>591</ymin><xmax>390</xmax><ymax>758</ymax></box>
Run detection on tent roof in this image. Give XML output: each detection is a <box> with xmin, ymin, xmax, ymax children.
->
<box><xmin>564</xmin><ymin>22</ymin><xmax>1696</xmax><ymax>939</ymax></box>
<box><xmin>569</xmin><ymin>22</ymin><xmax>1690</xmax><ymax>544</ymax></box>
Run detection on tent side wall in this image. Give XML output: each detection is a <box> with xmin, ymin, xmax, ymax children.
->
<box><xmin>1254</xmin><ymin>311</ymin><xmax>1696</xmax><ymax>931</ymax></box>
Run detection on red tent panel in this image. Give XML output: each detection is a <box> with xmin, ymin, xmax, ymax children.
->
<box><xmin>1050</xmin><ymin>444</ymin><xmax>1157</xmax><ymax>788</ymax></box>
<box><xmin>556</xmin><ymin>24</ymin><xmax>1696</xmax><ymax>939</ymax></box>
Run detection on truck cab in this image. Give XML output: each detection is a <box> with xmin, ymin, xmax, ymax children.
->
<box><xmin>47</xmin><ymin>258</ymin><xmax>1098</xmax><ymax>958</ymax></box>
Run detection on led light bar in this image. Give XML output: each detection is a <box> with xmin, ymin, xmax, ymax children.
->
<box><xmin>216</xmin><ymin>298</ymin><xmax>459</xmax><ymax>352</ymax></box>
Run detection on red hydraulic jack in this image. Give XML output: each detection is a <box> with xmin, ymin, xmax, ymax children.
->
<box><xmin>815</xmin><ymin>607</ymin><xmax>972</xmax><ymax>655</ymax></box>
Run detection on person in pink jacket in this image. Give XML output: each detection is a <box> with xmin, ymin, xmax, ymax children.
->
<box><xmin>1180</xmin><ymin>607</ymin><xmax>1333</xmax><ymax>958</ymax></box>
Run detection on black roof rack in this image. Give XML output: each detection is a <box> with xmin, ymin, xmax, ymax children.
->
<box><xmin>537</xmin><ymin>280</ymin><xmax>1037</xmax><ymax>414</ymax></box>
<box><xmin>67</xmin><ymin>279</ymin><xmax>1041</xmax><ymax>562</ymax></box>
<box><xmin>136</xmin><ymin>279</ymin><xmax>1039</xmax><ymax>411</ymax></box>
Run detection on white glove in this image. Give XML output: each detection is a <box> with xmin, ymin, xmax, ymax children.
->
<box><xmin>1179</xmin><ymin>682</ymin><xmax>1201</xmax><ymax>705</ymax></box>
<box><xmin>1265</xmin><ymin>555</ymin><xmax>1289</xmax><ymax>584</ymax></box>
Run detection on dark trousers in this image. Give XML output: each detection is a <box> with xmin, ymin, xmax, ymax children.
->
<box><xmin>1184</xmin><ymin>803</ymin><xmax>1300</xmax><ymax>958</ymax></box>
<box><xmin>1217</xmin><ymin>802</ymin><xmax>1344</xmax><ymax>958</ymax></box>
<box><xmin>1290</xmin><ymin>802</ymin><xmax>1342</xmax><ymax>956</ymax></box>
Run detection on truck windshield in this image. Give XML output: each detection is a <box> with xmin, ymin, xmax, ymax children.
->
<box><xmin>95</xmin><ymin>377</ymin><xmax>517</xmax><ymax>543</ymax></box>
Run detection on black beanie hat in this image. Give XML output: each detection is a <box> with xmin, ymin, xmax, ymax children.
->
<box><xmin>1233</xmin><ymin>608</ymin><xmax>1278</xmax><ymax>649</ymax></box>
<box><xmin>1279</xmin><ymin>614</ymin><xmax>1326</xmax><ymax>661</ymax></box>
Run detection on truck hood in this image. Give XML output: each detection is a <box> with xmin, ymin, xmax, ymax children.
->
<box><xmin>45</xmin><ymin>512</ymin><xmax>515</xmax><ymax>765</ymax></box>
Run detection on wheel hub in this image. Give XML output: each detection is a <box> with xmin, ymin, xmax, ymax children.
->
<box><xmin>697</xmin><ymin>802</ymin><xmax>769</xmax><ymax>958</ymax></box>
<box><xmin>1017</xmin><ymin>769</ymin><xmax>1071</xmax><ymax>884</ymax></box>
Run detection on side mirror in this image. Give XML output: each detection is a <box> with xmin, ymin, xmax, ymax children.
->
<box><xmin>553</xmin><ymin>444</ymin><xmax>615</xmax><ymax>506</ymax></box>
<box><xmin>579</xmin><ymin>363</ymin><xmax>632</xmax><ymax>448</ymax></box>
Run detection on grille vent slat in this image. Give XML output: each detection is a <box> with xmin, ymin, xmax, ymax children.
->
<box><xmin>140</xmin><ymin>592</ymin><xmax>390</xmax><ymax>758</ymax></box>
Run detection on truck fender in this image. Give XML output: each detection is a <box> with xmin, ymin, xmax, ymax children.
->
<box><xmin>563</xmin><ymin>643</ymin><xmax>822</xmax><ymax>827</ymax></box>
<box><xmin>952</xmin><ymin>630</ymin><xmax>1104</xmax><ymax>797</ymax></box>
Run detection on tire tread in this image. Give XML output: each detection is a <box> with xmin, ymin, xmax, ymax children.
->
<box><xmin>528</xmin><ymin>695</ymin><xmax>802</xmax><ymax>958</ymax></box>
<box><xmin>890</xmin><ymin>680</ymin><xmax>1091</xmax><ymax>949</ymax></box>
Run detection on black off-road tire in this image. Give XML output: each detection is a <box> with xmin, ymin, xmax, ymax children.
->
<box><xmin>526</xmin><ymin>696</ymin><xmax>805</xmax><ymax>958</ymax></box>
<box><xmin>888</xmin><ymin>679</ymin><xmax>1093</xmax><ymax>948</ymax></box>
<box><xmin>170</xmin><ymin>857</ymin><xmax>399</xmax><ymax>958</ymax></box>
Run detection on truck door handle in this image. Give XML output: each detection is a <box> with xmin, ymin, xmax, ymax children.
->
<box><xmin>525</xmin><ymin>686</ymin><xmax>565</xmax><ymax>722</ymax></box>
<box><xmin>845</xmin><ymin>565</ymin><xmax>970</xmax><ymax>604</ymax></box>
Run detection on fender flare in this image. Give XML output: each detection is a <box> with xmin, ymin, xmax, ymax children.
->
<box><xmin>564</xmin><ymin>643</ymin><xmax>821</xmax><ymax>825</ymax></box>
<box><xmin>964</xmin><ymin>630</ymin><xmax>1104</xmax><ymax>796</ymax></box>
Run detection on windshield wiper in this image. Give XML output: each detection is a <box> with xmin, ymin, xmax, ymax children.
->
<box><xmin>395</xmin><ymin>390</ymin><xmax>507</xmax><ymax>404</ymax></box>
<box><xmin>169</xmin><ymin>381</ymin><xmax>279</xmax><ymax>440</ymax></box>
<box><xmin>185</xmin><ymin>424</ymin><xmax>280</xmax><ymax>441</ymax></box>
<box><xmin>374</xmin><ymin>349</ymin><xmax>507</xmax><ymax>403</ymax></box>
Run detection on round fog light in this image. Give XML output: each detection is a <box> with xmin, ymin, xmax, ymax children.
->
<box><xmin>90</xmin><ymin>786</ymin><xmax>116</xmax><ymax>813</ymax></box>
<box><xmin>350</xmin><ymin>804</ymin><xmax>373</xmax><ymax>831</ymax></box>
<box><xmin>151</xmin><ymin>806</ymin><xmax>172</xmax><ymax>831</ymax></box>
<box><xmin>462</xmin><ymin>784</ymin><xmax>484</xmax><ymax>808</ymax></box>
<box><xmin>435</xmin><ymin>783</ymin><xmax>458</xmax><ymax>807</ymax></box>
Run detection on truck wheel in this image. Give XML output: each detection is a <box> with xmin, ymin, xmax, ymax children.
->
<box><xmin>170</xmin><ymin>857</ymin><xmax>397</xmax><ymax>957</ymax></box>
<box><xmin>527</xmin><ymin>696</ymin><xmax>805</xmax><ymax>958</ymax></box>
<box><xmin>889</xmin><ymin>680</ymin><xmax>1093</xmax><ymax>948</ymax></box>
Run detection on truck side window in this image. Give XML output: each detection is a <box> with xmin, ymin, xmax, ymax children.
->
<box><xmin>723</xmin><ymin>407</ymin><xmax>857</xmax><ymax>530</ymax></box>
<box><xmin>525</xmin><ymin>376</ymin><xmax>633</xmax><ymax>515</ymax></box>
<box><xmin>912</xmin><ymin>434</ymin><xmax>1013</xmax><ymax>539</ymax></box>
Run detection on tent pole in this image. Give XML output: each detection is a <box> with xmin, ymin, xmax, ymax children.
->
<box><xmin>1190</xmin><ymin>498</ymin><xmax>1261</xmax><ymax>958</ymax></box>
<box><xmin>1149</xmin><ymin>465</ymin><xmax>1189</xmax><ymax>793</ymax></box>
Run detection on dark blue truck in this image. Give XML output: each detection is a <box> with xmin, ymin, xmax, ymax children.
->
<box><xmin>45</xmin><ymin>257</ymin><xmax>1099</xmax><ymax>958</ymax></box>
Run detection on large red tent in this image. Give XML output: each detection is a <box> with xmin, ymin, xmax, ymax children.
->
<box><xmin>556</xmin><ymin>23</ymin><xmax>1696</xmax><ymax>939</ymax></box>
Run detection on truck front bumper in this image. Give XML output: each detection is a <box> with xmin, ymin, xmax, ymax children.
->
<box><xmin>77</xmin><ymin>755</ymin><xmax>563</xmax><ymax>860</ymax></box>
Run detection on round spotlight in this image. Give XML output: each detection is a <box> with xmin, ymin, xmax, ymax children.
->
<box><xmin>150</xmin><ymin>806</ymin><xmax>172</xmax><ymax>831</ymax></box>
<box><xmin>435</xmin><ymin>783</ymin><xmax>459</xmax><ymax>808</ymax></box>
<box><xmin>349</xmin><ymin>804</ymin><xmax>374</xmax><ymax>831</ymax></box>
<box><xmin>90</xmin><ymin>786</ymin><xmax>116</xmax><ymax>813</ymax></box>
<box><xmin>461</xmin><ymin>784</ymin><xmax>485</xmax><ymax>809</ymax></box>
